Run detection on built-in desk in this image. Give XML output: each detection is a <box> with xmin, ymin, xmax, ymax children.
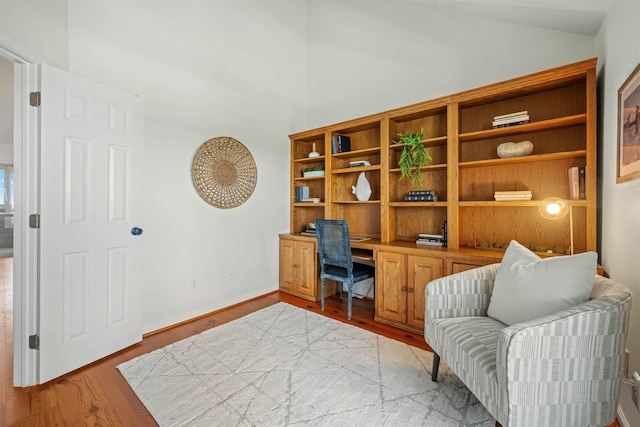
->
<box><xmin>351</xmin><ymin>248</ymin><xmax>375</xmax><ymax>267</ymax></box>
<box><xmin>278</xmin><ymin>233</ymin><xmax>497</xmax><ymax>323</ymax></box>
<box><xmin>279</xmin><ymin>233</ymin><xmax>604</xmax><ymax>333</ymax></box>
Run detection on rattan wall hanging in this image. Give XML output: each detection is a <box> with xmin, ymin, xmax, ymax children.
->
<box><xmin>191</xmin><ymin>137</ymin><xmax>257</xmax><ymax>209</ymax></box>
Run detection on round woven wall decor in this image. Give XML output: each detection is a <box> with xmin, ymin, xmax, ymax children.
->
<box><xmin>191</xmin><ymin>137</ymin><xmax>257</xmax><ymax>209</ymax></box>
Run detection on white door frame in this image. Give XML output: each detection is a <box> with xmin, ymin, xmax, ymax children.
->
<box><xmin>0</xmin><ymin>41</ymin><xmax>40</xmax><ymax>386</ymax></box>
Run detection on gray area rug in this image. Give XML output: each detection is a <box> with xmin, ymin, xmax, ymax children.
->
<box><xmin>117</xmin><ymin>302</ymin><xmax>494</xmax><ymax>426</ymax></box>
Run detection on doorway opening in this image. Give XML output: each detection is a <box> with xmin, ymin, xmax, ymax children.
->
<box><xmin>0</xmin><ymin>53</ymin><xmax>17</xmax><ymax>388</ymax></box>
<box><xmin>0</xmin><ymin>44</ymin><xmax>39</xmax><ymax>387</ymax></box>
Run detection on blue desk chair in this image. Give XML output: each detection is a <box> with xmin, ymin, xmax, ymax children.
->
<box><xmin>315</xmin><ymin>219</ymin><xmax>374</xmax><ymax>320</ymax></box>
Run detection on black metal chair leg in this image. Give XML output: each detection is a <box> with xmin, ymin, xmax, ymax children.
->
<box><xmin>431</xmin><ymin>353</ymin><xmax>440</xmax><ymax>382</ymax></box>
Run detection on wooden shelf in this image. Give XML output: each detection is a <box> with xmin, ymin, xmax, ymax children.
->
<box><xmin>293</xmin><ymin>175</ymin><xmax>325</xmax><ymax>182</ymax></box>
<box><xmin>332</xmin><ymin>147</ymin><xmax>380</xmax><ymax>158</ymax></box>
<box><xmin>294</xmin><ymin>156</ymin><xmax>326</xmax><ymax>164</ymax></box>
<box><xmin>459</xmin><ymin>114</ymin><xmax>586</xmax><ymax>142</ymax></box>
<box><xmin>293</xmin><ymin>202</ymin><xmax>325</xmax><ymax>207</ymax></box>
<box><xmin>332</xmin><ymin>165</ymin><xmax>381</xmax><ymax>174</ymax></box>
<box><xmin>459</xmin><ymin>200</ymin><xmax>588</xmax><ymax>207</ymax></box>
<box><xmin>390</xmin><ymin>135</ymin><xmax>448</xmax><ymax>149</ymax></box>
<box><xmin>389</xmin><ymin>163</ymin><xmax>447</xmax><ymax>173</ymax></box>
<box><xmin>389</xmin><ymin>201</ymin><xmax>448</xmax><ymax>207</ymax></box>
<box><xmin>332</xmin><ymin>200</ymin><xmax>381</xmax><ymax>204</ymax></box>
<box><xmin>459</xmin><ymin>150</ymin><xmax>587</xmax><ymax>169</ymax></box>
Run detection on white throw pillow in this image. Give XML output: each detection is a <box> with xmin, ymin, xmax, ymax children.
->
<box><xmin>487</xmin><ymin>240</ymin><xmax>597</xmax><ymax>325</ymax></box>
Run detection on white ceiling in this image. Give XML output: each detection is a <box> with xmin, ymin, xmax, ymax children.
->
<box><xmin>430</xmin><ymin>0</ymin><xmax>615</xmax><ymax>36</ymax></box>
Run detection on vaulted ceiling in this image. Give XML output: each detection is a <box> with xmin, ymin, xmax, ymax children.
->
<box><xmin>429</xmin><ymin>0</ymin><xmax>613</xmax><ymax>35</ymax></box>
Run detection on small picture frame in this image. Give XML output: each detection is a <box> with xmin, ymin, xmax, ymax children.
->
<box><xmin>617</xmin><ymin>62</ymin><xmax>640</xmax><ymax>183</ymax></box>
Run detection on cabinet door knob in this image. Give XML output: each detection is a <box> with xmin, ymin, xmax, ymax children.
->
<box><xmin>131</xmin><ymin>227</ymin><xmax>143</xmax><ymax>236</ymax></box>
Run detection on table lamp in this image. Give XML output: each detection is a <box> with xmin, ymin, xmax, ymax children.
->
<box><xmin>538</xmin><ymin>197</ymin><xmax>573</xmax><ymax>255</ymax></box>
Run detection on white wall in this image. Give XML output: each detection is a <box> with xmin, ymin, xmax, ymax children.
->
<box><xmin>304</xmin><ymin>1</ymin><xmax>595</xmax><ymax>129</ymax></box>
<box><xmin>596</xmin><ymin>1</ymin><xmax>640</xmax><ymax>425</ymax></box>
<box><xmin>66</xmin><ymin>1</ymin><xmax>306</xmax><ymax>332</ymax></box>
<box><xmin>0</xmin><ymin>0</ymin><xmax>69</xmax><ymax>68</ymax></box>
<box><xmin>139</xmin><ymin>119</ymin><xmax>287</xmax><ymax>330</ymax></box>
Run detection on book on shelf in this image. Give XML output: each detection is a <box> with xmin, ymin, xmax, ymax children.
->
<box><xmin>405</xmin><ymin>189</ymin><xmax>438</xmax><ymax>202</ymax></box>
<box><xmin>417</xmin><ymin>241</ymin><xmax>444</xmax><ymax>246</ymax></box>
<box><xmin>493</xmin><ymin>114</ymin><xmax>530</xmax><ymax>124</ymax></box>
<box><xmin>349</xmin><ymin>160</ymin><xmax>371</xmax><ymax>167</ymax></box>
<box><xmin>331</xmin><ymin>135</ymin><xmax>351</xmax><ymax>154</ymax></box>
<box><xmin>492</xmin><ymin>111</ymin><xmax>530</xmax><ymax>128</ymax></box>
<box><xmin>494</xmin><ymin>190</ymin><xmax>532</xmax><ymax>201</ymax></box>
<box><xmin>416</xmin><ymin>226</ymin><xmax>446</xmax><ymax>246</ymax></box>
<box><xmin>442</xmin><ymin>220</ymin><xmax>448</xmax><ymax>247</ymax></box>
<box><xmin>492</xmin><ymin>116</ymin><xmax>530</xmax><ymax>127</ymax></box>
<box><xmin>295</xmin><ymin>185</ymin><xmax>309</xmax><ymax>202</ymax></box>
<box><xmin>493</xmin><ymin>110</ymin><xmax>529</xmax><ymax>121</ymax></box>
<box><xmin>568</xmin><ymin>166</ymin><xmax>586</xmax><ymax>200</ymax></box>
<box><xmin>301</xmin><ymin>230</ymin><xmax>316</xmax><ymax>236</ymax></box>
<box><xmin>337</xmin><ymin>135</ymin><xmax>351</xmax><ymax>153</ymax></box>
<box><xmin>494</xmin><ymin>190</ymin><xmax>531</xmax><ymax>196</ymax></box>
<box><xmin>492</xmin><ymin>120</ymin><xmax>530</xmax><ymax>129</ymax></box>
<box><xmin>418</xmin><ymin>233</ymin><xmax>442</xmax><ymax>240</ymax></box>
<box><xmin>405</xmin><ymin>194</ymin><xmax>438</xmax><ymax>202</ymax></box>
<box><xmin>300</xmin><ymin>197</ymin><xmax>321</xmax><ymax>203</ymax></box>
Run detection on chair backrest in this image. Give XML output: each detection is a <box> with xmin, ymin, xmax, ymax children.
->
<box><xmin>315</xmin><ymin>219</ymin><xmax>353</xmax><ymax>275</ymax></box>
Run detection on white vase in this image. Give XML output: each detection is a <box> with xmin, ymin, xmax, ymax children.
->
<box><xmin>352</xmin><ymin>172</ymin><xmax>372</xmax><ymax>201</ymax></box>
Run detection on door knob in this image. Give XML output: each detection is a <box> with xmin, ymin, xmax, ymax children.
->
<box><xmin>131</xmin><ymin>227</ymin><xmax>143</xmax><ymax>236</ymax></box>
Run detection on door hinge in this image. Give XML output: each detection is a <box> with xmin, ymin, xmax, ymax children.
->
<box><xmin>29</xmin><ymin>334</ymin><xmax>40</xmax><ymax>350</ymax></box>
<box><xmin>29</xmin><ymin>91</ymin><xmax>41</xmax><ymax>107</ymax></box>
<box><xmin>29</xmin><ymin>213</ymin><xmax>40</xmax><ymax>229</ymax></box>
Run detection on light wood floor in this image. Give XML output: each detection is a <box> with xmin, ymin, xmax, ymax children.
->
<box><xmin>0</xmin><ymin>259</ymin><xmax>621</xmax><ymax>426</ymax></box>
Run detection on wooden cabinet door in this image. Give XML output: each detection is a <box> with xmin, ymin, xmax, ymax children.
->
<box><xmin>407</xmin><ymin>255</ymin><xmax>443</xmax><ymax>329</ymax></box>
<box><xmin>296</xmin><ymin>240</ymin><xmax>317</xmax><ymax>297</ymax></box>
<box><xmin>375</xmin><ymin>251</ymin><xmax>407</xmax><ymax>323</ymax></box>
<box><xmin>447</xmin><ymin>258</ymin><xmax>496</xmax><ymax>275</ymax></box>
<box><xmin>279</xmin><ymin>238</ymin><xmax>296</xmax><ymax>292</ymax></box>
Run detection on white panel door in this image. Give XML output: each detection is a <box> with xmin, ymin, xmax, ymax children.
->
<box><xmin>38</xmin><ymin>65</ymin><xmax>143</xmax><ymax>383</ymax></box>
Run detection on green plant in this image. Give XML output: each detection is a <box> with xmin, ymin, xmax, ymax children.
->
<box><xmin>394</xmin><ymin>129</ymin><xmax>432</xmax><ymax>185</ymax></box>
<box><xmin>302</xmin><ymin>165</ymin><xmax>324</xmax><ymax>172</ymax></box>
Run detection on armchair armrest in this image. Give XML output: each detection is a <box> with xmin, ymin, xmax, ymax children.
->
<box><xmin>425</xmin><ymin>263</ymin><xmax>499</xmax><ymax>321</ymax></box>
<box><xmin>495</xmin><ymin>287</ymin><xmax>632</xmax><ymax>425</ymax></box>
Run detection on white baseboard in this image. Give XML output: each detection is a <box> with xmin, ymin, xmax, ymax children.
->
<box><xmin>618</xmin><ymin>404</ymin><xmax>630</xmax><ymax>427</ymax></box>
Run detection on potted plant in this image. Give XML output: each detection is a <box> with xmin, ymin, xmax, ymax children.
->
<box><xmin>394</xmin><ymin>129</ymin><xmax>432</xmax><ymax>185</ymax></box>
<box><xmin>302</xmin><ymin>165</ymin><xmax>325</xmax><ymax>177</ymax></box>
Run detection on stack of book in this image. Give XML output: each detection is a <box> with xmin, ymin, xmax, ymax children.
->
<box><xmin>301</xmin><ymin>224</ymin><xmax>316</xmax><ymax>236</ymax></box>
<box><xmin>416</xmin><ymin>233</ymin><xmax>445</xmax><ymax>246</ymax></box>
<box><xmin>331</xmin><ymin>135</ymin><xmax>351</xmax><ymax>154</ymax></box>
<box><xmin>404</xmin><ymin>190</ymin><xmax>438</xmax><ymax>202</ymax></box>
<box><xmin>300</xmin><ymin>197</ymin><xmax>321</xmax><ymax>203</ymax></box>
<box><xmin>295</xmin><ymin>185</ymin><xmax>310</xmax><ymax>202</ymax></box>
<box><xmin>494</xmin><ymin>190</ymin><xmax>532</xmax><ymax>201</ymax></box>
<box><xmin>568</xmin><ymin>166</ymin><xmax>586</xmax><ymax>200</ymax></box>
<box><xmin>349</xmin><ymin>160</ymin><xmax>371</xmax><ymax>168</ymax></box>
<box><xmin>492</xmin><ymin>111</ymin><xmax>530</xmax><ymax>128</ymax></box>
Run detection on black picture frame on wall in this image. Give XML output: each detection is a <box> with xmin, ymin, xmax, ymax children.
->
<box><xmin>617</xmin><ymin>62</ymin><xmax>640</xmax><ymax>183</ymax></box>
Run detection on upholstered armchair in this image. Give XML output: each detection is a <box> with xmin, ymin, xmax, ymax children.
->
<box><xmin>425</xmin><ymin>261</ymin><xmax>632</xmax><ymax>427</ymax></box>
